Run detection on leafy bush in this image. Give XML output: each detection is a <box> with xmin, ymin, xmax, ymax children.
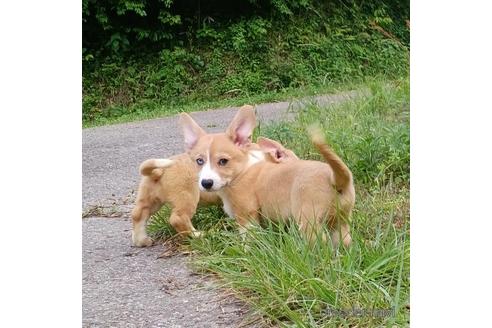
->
<box><xmin>83</xmin><ymin>0</ymin><xmax>409</xmax><ymax>124</ymax></box>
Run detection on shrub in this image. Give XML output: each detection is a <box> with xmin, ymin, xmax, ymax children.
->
<box><xmin>83</xmin><ymin>0</ymin><xmax>410</xmax><ymax>124</ymax></box>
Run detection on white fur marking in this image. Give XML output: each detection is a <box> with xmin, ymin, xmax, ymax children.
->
<box><xmin>198</xmin><ymin>150</ymin><xmax>226</xmax><ymax>191</ymax></box>
<box><xmin>132</xmin><ymin>220</ymin><xmax>149</xmax><ymax>245</ymax></box>
<box><xmin>238</xmin><ymin>222</ymin><xmax>255</xmax><ymax>234</ymax></box>
<box><xmin>218</xmin><ymin>191</ymin><xmax>235</xmax><ymax>218</ymax></box>
<box><xmin>247</xmin><ymin>150</ymin><xmax>265</xmax><ymax>168</ymax></box>
<box><xmin>190</xmin><ymin>229</ymin><xmax>203</xmax><ymax>238</ymax></box>
<box><xmin>155</xmin><ymin>158</ymin><xmax>173</xmax><ymax>167</ymax></box>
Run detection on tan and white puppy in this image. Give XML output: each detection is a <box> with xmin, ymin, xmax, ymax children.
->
<box><xmin>181</xmin><ymin>115</ymin><xmax>355</xmax><ymax>247</ymax></box>
<box><xmin>178</xmin><ymin>105</ymin><xmax>260</xmax><ymax>194</ymax></box>
<box><xmin>131</xmin><ymin>154</ymin><xmax>220</xmax><ymax>247</ymax></box>
<box><xmin>132</xmin><ymin>105</ymin><xmax>292</xmax><ymax>247</ymax></box>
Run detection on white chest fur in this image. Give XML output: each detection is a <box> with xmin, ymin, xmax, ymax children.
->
<box><xmin>218</xmin><ymin>191</ymin><xmax>235</xmax><ymax>218</ymax></box>
<box><xmin>218</xmin><ymin>150</ymin><xmax>264</xmax><ymax>218</ymax></box>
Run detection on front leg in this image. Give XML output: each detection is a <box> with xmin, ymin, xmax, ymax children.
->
<box><xmin>218</xmin><ymin>191</ymin><xmax>259</xmax><ymax>233</ymax></box>
<box><xmin>233</xmin><ymin>205</ymin><xmax>260</xmax><ymax>236</ymax></box>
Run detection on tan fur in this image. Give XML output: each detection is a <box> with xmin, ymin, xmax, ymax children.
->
<box><xmin>131</xmin><ymin>153</ymin><xmax>221</xmax><ymax>247</ymax></box>
<box><xmin>308</xmin><ymin>124</ymin><xmax>352</xmax><ymax>193</ymax></box>
<box><xmin>182</xmin><ymin>113</ymin><xmax>355</xmax><ymax>247</ymax></box>
<box><xmin>247</xmin><ymin>135</ymin><xmax>354</xmax><ymax>246</ymax></box>
<box><xmin>132</xmin><ymin>105</ymin><xmax>296</xmax><ymax>247</ymax></box>
<box><xmin>139</xmin><ymin>158</ymin><xmax>173</xmax><ymax>177</ymax></box>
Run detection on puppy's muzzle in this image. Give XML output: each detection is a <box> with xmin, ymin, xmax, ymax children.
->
<box><xmin>201</xmin><ymin>179</ymin><xmax>214</xmax><ymax>190</ymax></box>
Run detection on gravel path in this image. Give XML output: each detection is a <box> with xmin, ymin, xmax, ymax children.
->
<box><xmin>83</xmin><ymin>217</ymin><xmax>250</xmax><ymax>327</ymax></box>
<box><xmin>82</xmin><ymin>90</ymin><xmax>360</xmax><ymax>327</ymax></box>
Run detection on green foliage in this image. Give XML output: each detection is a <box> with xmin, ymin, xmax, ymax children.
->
<box><xmin>82</xmin><ymin>0</ymin><xmax>319</xmax><ymax>59</ymax></box>
<box><xmin>83</xmin><ymin>0</ymin><xmax>409</xmax><ymax>124</ymax></box>
<box><xmin>190</xmin><ymin>190</ymin><xmax>409</xmax><ymax>327</ymax></box>
<box><xmin>83</xmin><ymin>0</ymin><xmax>177</xmax><ymax>55</ymax></box>
<box><xmin>263</xmin><ymin>79</ymin><xmax>410</xmax><ymax>187</ymax></box>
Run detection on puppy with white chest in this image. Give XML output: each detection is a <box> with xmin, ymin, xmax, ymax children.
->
<box><xmin>132</xmin><ymin>105</ymin><xmax>286</xmax><ymax>247</ymax></box>
<box><xmin>131</xmin><ymin>153</ymin><xmax>220</xmax><ymax>247</ymax></box>
<box><xmin>181</xmin><ymin>113</ymin><xmax>355</xmax><ymax>247</ymax></box>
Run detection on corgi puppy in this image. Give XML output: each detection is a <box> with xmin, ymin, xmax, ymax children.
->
<box><xmin>181</xmin><ymin>114</ymin><xmax>355</xmax><ymax>247</ymax></box>
<box><xmin>132</xmin><ymin>105</ymin><xmax>296</xmax><ymax>247</ymax></box>
<box><xmin>178</xmin><ymin>105</ymin><xmax>260</xmax><ymax>193</ymax></box>
<box><xmin>131</xmin><ymin>154</ymin><xmax>220</xmax><ymax>247</ymax></box>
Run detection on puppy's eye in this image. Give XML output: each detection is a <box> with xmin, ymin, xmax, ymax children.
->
<box><xmin>196</xmin><ymin>158</ymin><xmax>204</xmax><ymax>165</ymax></box>
<box><xmin>218</xmin><ymin>158</ymin><xmax>228</xmax><ymax>166</ymax></box>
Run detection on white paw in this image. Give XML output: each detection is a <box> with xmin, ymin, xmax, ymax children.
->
<box><xmin>132</xmin><ymin>232</ymin><xmax>153</xmax><ymax>247</ymax></box>
<box><xmin>190</xmin><ymin>230</ymin><xmax>204</xmax><ymax>238</ymax></box>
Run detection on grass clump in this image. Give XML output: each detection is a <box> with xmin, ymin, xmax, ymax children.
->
<box><xmin>147</xmin><ymin>78</ymin><xmax>409</xmax><ymax>326</ymax></box>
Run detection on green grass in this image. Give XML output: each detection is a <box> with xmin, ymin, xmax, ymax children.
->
<box><xmin>83</xmin><ymin>79</ymin><xmax>361</xmax><ymax>128</ymax></box>
<box><xmin>82</xmin><ymin>77</ymin><xmax>391</xmax><ymax>128</ymax></box>
<box><xmin>147</xmin><ymin>78</ymin><xmax>409</xmax><ymax>327</ymax></box>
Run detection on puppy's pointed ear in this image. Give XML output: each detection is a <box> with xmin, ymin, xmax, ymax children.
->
<box><xmin>257</xmin><ymin>137</ymin><xmax>298</xmax><ymax>162</ymax></box>
<box><xmin>257</xmin><ymin>137</ymin><xmax>287</xmax><ymax>163</ymax></box>
<box><xmin>179</xmin><ymin>113</ymin><xmax>206</xmax><ymax>151</ymax></box>
<box><xmin>226</xmin><ymin>105</ymin><xmax>256</xmax><ymax>147</ymax></box>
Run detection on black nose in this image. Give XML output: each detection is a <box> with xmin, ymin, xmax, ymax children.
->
<box><xmin>201</xmin><ymin>179</ymin><xmax>214</xmax><ymax>190</ymax></box>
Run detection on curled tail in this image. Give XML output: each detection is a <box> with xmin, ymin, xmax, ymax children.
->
<box><xmin>308</xmin><ymin>125</ymin><xmax>353</xmax><ymax>193</ymax></box>
<box><xmin>139</xmin><ymin>158</ymin><xmax>174</xmax><ymax>179</ymax></box>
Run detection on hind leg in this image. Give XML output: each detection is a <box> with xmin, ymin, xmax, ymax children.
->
<box><xmin>131</xmin><ymin>204</ymin><xmax>155</xmax><ymax>247</ymax></box>
<box><xmin>330</xmin><ymin>222</ymin><xmax>351</xmax><ymax>248</ymax></box>
<box><xmin>168</xmin><ymin>191</ymin><xmax>201</xmax><ymax>237</ymax></box>
<box><xmin>298</xmin><ymin>216</ymin><xmax>326</xmax><ymax>244</ymax></box>
<box><xmin>168</xmin><ymin>206</ymin><xmax>200</xmax><ymax>237</ymax></box>
<box><xmin>132</xmin><ymin>176</ymin><xmax>163</xmax><ymax>247</ymax></box>
<box><xmin>294</xmin><ymin>200</ymin><xmax>328</xmax><ymax>244</ymax></box>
